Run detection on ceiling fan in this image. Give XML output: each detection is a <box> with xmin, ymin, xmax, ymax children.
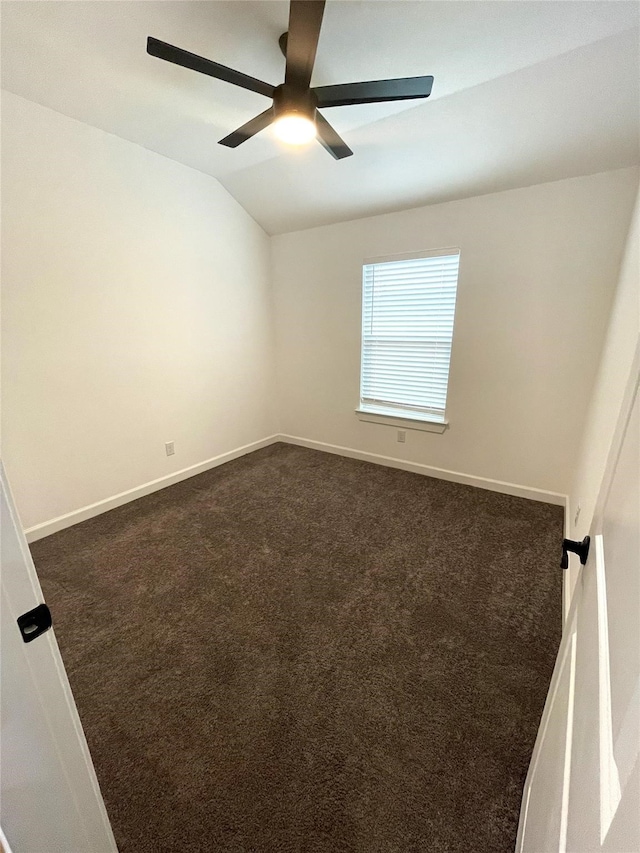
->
<box><xmin>147</xmin><ymin>0</ymin><xmax>433</xmax><ymax>160</ymax></box>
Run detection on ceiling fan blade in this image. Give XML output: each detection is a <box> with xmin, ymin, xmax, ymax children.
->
<box><xmin>284</xmin><ymin>0</ymin><xmax>326</xmax><ymax>91</ymax></box>
<box><xmin>147</xmin><ymin>37</ymin><xmax>275</xmax><ymax>98</ymax></box>
<box><xmin>219</xmin><ymin>108</ymin><xmax>274</xmax><ymax>148</ymax></box>
<box><xmin>315</xmin><ymin>112</ymin><xmax>353</xmax><ymax>160</ymax></box>
<box><xmin>314</xmin><ymin>76</ymin><xmax>434</xmax><ymax>108</ymax></box>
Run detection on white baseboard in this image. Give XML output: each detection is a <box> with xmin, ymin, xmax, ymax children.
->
<box><xmin>25</xmin><ymin>431</ymin><xmax>567</xmax><ymax>543</ymax></box>
<box><xmin>278</xmin><ymin>434</ymin><xmax>567</xmax><ymax>507</ymax></box>
<box><xmin>24</xmin><ymin>435</ymin><xmax>280</xmax><ymax>542</ymax></box>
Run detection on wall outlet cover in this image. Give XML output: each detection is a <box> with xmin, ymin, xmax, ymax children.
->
<box><xmin>165</xmin><ymin>441</ymin><xmax>175</xmax><ymax>457</ymax></box>
<box><xmin>397</xmin><ymin>430</ymin><xmax>406</xmax><ymax>443</ymax></box>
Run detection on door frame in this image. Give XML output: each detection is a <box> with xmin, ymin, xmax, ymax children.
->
<box><xmin>516</xmin><ymin>337</ymin><xmax>640</xmax><ymax>852</ymax></box>
<box><xmin>1</xmin><ymin>463</ymin><xmax>117</xmax><ymax>852</ymax></box>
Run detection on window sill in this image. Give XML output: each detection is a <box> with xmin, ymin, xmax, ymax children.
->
<box><xmin>355</xmin><ymin>408</ymin><xmax>448</xmax><ymax>434</ymax></box>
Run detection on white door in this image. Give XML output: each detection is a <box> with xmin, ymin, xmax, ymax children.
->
<box><xmin>1</xmin><ymin>462</ymin><xmax>117</xmax><ymax>853</ymax></box>
<box><xmin>517</xmin><ymin>351</ymin><xmax>640</xmax><ymax>853</ymax></box>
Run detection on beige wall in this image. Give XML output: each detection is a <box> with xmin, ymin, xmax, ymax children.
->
<box><xmin>567</xmin><ymin>181</ymin><xmax>640</xmax><ymax>596</ymax></box>
<box><xmin>1</xmin><ymin>92</ymin><xmax>278</xmax><ymax>531</ymax></box>
<box><xmin>271</xmin><ymin>169</ymin><xmax>638</xmax><ymax>496</ymax></box>
<box><xmin>2</xmin><ymin>89</ymin><xmax>638</xmax><ymax>535</ymax></box>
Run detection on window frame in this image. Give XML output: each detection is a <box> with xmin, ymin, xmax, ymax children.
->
<box><xmin>356</xmin><ymin>247</ymin><xmax>460</xmax><ymax>432</ymax></box>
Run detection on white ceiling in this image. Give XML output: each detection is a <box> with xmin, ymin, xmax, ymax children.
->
<box><xmin>2</xmin><ymin>1</ymin><xmax>639</xmax><ymax>233</ymax></box>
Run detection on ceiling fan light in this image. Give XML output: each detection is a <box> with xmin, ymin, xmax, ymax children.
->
<box><xmin>273</xmin><ymin>114</ymin><xmax>316</xmax><ymax>145</ymax></box>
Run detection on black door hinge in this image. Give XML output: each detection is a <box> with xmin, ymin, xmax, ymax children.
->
<box><xmin>561</xmin><ymin>536</ymin><xmax>590</xmax><ymax>570</ymax></box>
<box><xmin>17</xmin><ymin>603</ymin><xmax>52</xmax><ymax>643</ymax></box>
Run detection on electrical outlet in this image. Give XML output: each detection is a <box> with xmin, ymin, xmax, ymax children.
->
<box><xmin>165</xmin><ymin>441</ymin><xmax>175</xmax><ymax>457</ymax></box>
<box><xmin>574</xmin><ymin>504</ymin><xmax>581</xmax><ymax>526</ymax></box>
<box><xmin>397</xmin><ymin>430</ymin><xmax>406</xmax><ymax>443</ymax></box>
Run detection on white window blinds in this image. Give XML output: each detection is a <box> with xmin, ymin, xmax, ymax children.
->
<box><xmin>360</xmin><ymin>250</ymin><xmax>460</xmax><ymax>422</ymax></box>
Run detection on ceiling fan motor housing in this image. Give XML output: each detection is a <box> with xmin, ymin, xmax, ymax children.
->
<box><xmin>273</xmin><ymin>84</ymin><xmax>318</xmax><ymax>122</ymax></box>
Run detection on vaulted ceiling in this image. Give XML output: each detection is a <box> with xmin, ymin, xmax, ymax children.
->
<box><xmin>2</xmin><ymin>1</ymin><xmax>639</xmax><ymax>233</ymax></box>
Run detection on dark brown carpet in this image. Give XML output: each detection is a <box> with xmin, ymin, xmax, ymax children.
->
<box><xmin>31</xmin><ymin>443</ymin><xmax>563</xmax><ymax>853</ymax></box>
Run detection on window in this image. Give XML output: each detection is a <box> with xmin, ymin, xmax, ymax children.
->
<box><xmin>358</xmin><ymin>249</ymin><xmax>460</xmax><ymax>427</ymax></box>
